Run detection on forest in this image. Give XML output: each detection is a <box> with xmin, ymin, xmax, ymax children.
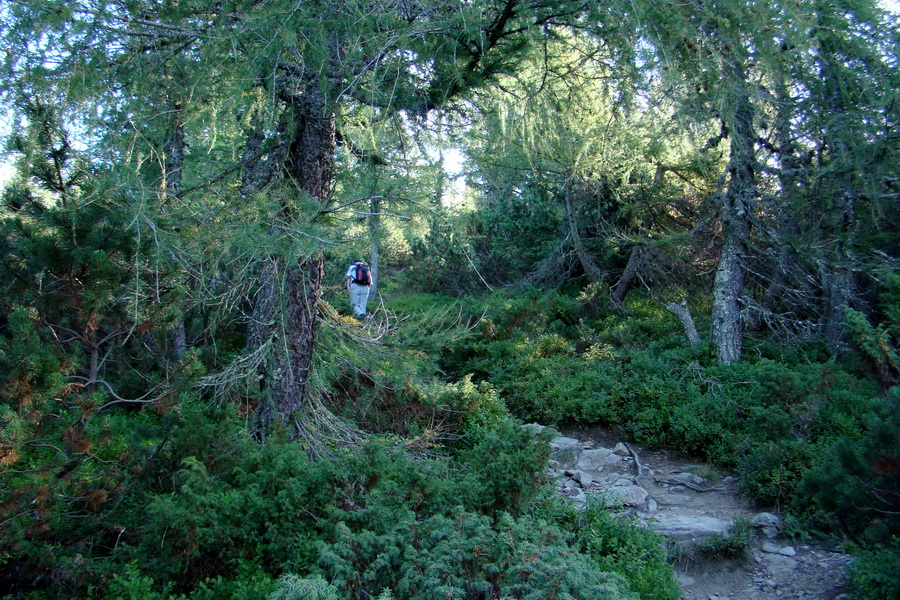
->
<box><xmin>0</xmin><ymin>0</ymin><xmax>898</xmax><ymax>598</ymax></box>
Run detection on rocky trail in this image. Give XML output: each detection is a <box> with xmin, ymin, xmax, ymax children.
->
<box><xmin>529</xmin><ymin>424</ymin><xmax>853</xmax><ymax>600</ymax></box>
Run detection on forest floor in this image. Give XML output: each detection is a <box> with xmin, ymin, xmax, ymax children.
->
<box><xmin>556</xmin><ymin>426</ymin><xmax>853</xmax><ymax>600</ymax></box>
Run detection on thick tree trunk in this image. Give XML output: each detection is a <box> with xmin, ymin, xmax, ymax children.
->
<box><xmin>254</xmin><ymin>69</ymin><xmax>335</xmax><ymax>440</ymax></box>
<box><xmin>711</xmin><ymin>63</ymin><xmax>755</xmax><ymax>365</ymax></box>
<box><xmin>269</xmin><ymin>259</ymin><xmax>324</xmax><ymax>430</ymax></box>
<box><xmin>712</xmin><ymin>235</ymin><xmax>746</xmax><ymax>363</ymax></box>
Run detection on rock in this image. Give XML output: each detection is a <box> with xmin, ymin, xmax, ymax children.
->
<box><xmin>654</xmin><ymin>492</ymin><xmax>694</xmax><ymax>506</ymax></box>
<box><xmin>650</xmin><ymin>514</ymin><xmax>731</xmax><ymax>538</ymax></box>
<box><xmin>549</xmin><ymin>447</ymin><xmax>580</xmax><ymax>469</ymax></box>
<box><xmin>670</xmin><ymin>471</ymin><xmax>707</xmax><ymax>487</ymax></box>
<box><xmin>760</xmin><ymin>553</ymin><xmax>798</xmax><ymax>577</ymax></box>
<box><xmin>608</xmin><ymin>484</ymin><xmax>648</xmax><ymax>507</ymax></box>
<box><xmin>647</xmin><ymin>497</ymin><xmax>659</xmax><ymax>513</ymax></box>
<box><xmin>762</xmin><ymin>542</ymin><xmax>796</xmax><ymax>557</ymax></box>
<box><xmin>521</xmin><ymin>423</ymin><xmax>546</xmax><ymax>434</ymax></box>
<box><xmin>551</xmin><ymin>436</ymin><xmax>582</xmax><ymax>449</ymax></box>
<box><xmin>612</xmin><ymin>442</ymin><xmax>631</xmax><ymax>456</ymax></box>
<box><xmin>752</xmin><ymin>512</ymin><xmax>781</xmax><ymax>529</ymax></box>
<box><xmin>575</xmin><ymin>448</ymin><xmax>614</xmax><ymax>471</ymax></box>
<box><xmin>574</xmin><ymin>470</ymin><xmax>594</xmax><ymax>487</ymax></box>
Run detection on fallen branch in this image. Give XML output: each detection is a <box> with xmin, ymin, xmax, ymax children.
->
<box><xmin>654</xmin><ymin>477</ymin><xmax>724</xmax><ymax>493</ymax></box>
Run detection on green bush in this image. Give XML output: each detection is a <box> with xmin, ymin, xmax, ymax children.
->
<box><xmin>846</xmin><ymin>538</ymin><xmax>900</xmax><ymax>600</ymax></box>
<box><xmin>572</xmin><ymin>505</ymin><xmax>680</xmax><ymax>600</ymax></box>
<box><xmin>316</xmin><ymin>509</ymin><xmax>636</xmax><ymax>600</ymax></box>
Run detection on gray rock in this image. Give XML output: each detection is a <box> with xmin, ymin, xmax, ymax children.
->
<box><xmin>752</xmin><ymin>512</ymin><xmax>781</xmax><ymax>529</ymax></box>
<box><xmin>612</xmin><ymin>442</ymin><xmax>631</xmax><ymax>456</ymax></box>
<box><xmin>650</xmin><ymin>514</ymin><xmax>731</xmax><ymax>537</ymax></box>
<box><xmin>670</xmin><ymin>471</ymin><xmax>707</xmax><ymax>486</ymax></box>
<box><xmin>574</xmin><ymin>470</ymin><xmax>594</xmax><ymax>487</ymax></box>
<box><xmin>608</xmin><ymin>484</ymin><xmax>648</xmax><ymax>507</ymax></box>
<box><xmin>521</xmin><ymin>423</ymin><xmax>546</xmax><ymax>434</ymax></box>
<box><xmin>549</xmin><ymin>447</ymin><xmax>580</xmax><ymax>469</ymax></box>
<box><xmin>551</xmin><ymin>436</ymin><xmax>582</xmax><ymax>449</ymax></box>
<box><xmin>762</xmin><ymin>542</ymin><xmax>796</xmax><ymax>557</ymax></box>
<box><xmin>575</xmin><ymin>448</ymin><xmax>614</xmax><ymax>471</ymax></box>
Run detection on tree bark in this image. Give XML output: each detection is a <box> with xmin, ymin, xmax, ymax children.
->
<box><xmin>369</xmin><ymin>195</ymin><xmax>381</xmax><ymax>298</ymax></box>
<box><xmin>666</xmin><ymin>302</ymin><xmax>701</xmax><ymax>348</ymax></box>
<box><xmin>564</xmin><ymin>181</ymin><xmax>604</xmax><ymax>284</ymax></box>
<box><xmin>711</xmin><ymin>62</ymin><xmax>755</xmax><ymax>365</ymax></box>
<box><xmin>163</xmin><ymin>98</ymin><xmax>188</xmax><ymax>361</ymax></box>
<box><xmin>610</xmin><ymin>244</ymin><xmax>646</xmax><ymax>309</ymax></box>
<box><xmin>254</xmin><ymin>68</ymin><xmax>335</xmax><ymax>440</ymax></box>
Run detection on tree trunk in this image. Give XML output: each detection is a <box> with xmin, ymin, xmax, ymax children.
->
<box><xmin>609</xmin><ymin>244</ymin><xmax>646</xmax><ymax>309</ymax></box>
<box><xmin>269</xmin><ymin>259</ymin><xmax>324</xmax><ymax>431</ymax></box>
<box><xmin>369</xmin><ymin>195</ymin><xmax>381</xmax><ymax>298</ymax></box>
<box><xmin>564</xmin><ymin>182</ymin><xmax>603</xmax><ymax>284</ymax></box>
<box><xmin>666</xmin><ymin>301</ymin><xmax>701</xmax><ymax>348</ymax></box>
<box><xmin>164</xmin><ymin>98</ymin><xmax>188</xmax><ymax>361</ymax></box>
<box><xmin>256</xmin><ymin>69</ymin><xmax>335</xmax><ymax>440</ymax></box>
<box><xmin>823</xmin><ymin>190</ymin><xmax>855</xmax><ymax>357</ymax></box>
<box><xmin>711</xmin><ymin>62</ymin><xmax>755</xmax><ymax>365</ymax></box>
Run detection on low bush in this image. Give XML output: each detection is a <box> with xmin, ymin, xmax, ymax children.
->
<box><xmin>316</xmin><ymin>509</ymin><xmax>636</xmax><ymax>600</ymax></box>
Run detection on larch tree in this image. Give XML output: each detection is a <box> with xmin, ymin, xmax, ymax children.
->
<box><xmin>1</xmin><ymin>0</ymin><xmax>607</xmax><ymax>440</ymax></box>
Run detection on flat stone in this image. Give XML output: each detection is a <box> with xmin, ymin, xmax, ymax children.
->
<box><xmin>654</xmin><ymin>492</ymin><xmax>694</xmax><ymax>506</ymax></box>
<box><xmin>650</xmin><ymin>514</ymin><xmax>731</xmax><ymax>537</ymax></box>
<box><xmin>551</xmin><ymin>436</ymin><xmax>582</xmax><ymax>449</ymax></box>
<box><xmin>670</xmin><ymin>472</ymin><xmax>707</xmax><ymax>486</ymax></box>
<box><xmin>549</xmin><ymin>447</ymin><xmax>580</xmax><ymax>469</ymax></box>
<box><xmin>576</xmin><ymin>448</ymin><xmax>614</xmax><ymax>471</ymax></box>
<box><xmin>760</xmin><ymin>552</ymin><xmax>798</xmax><ymax>576</ymax></box>
<box><xmin>607</xmin><ymin>484</ymin><xmax>648</xmax><ymax>507</ymax></box>
<box><xmin>762</xmin><ymin>542</ymin><xmax>796</xmax><ymax>557</ymax></box>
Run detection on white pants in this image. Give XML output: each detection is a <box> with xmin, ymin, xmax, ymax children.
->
<box><xmin>348</xmin><ymin>283</ymin><xmax>370</xmax><ymax>316</ymax></box>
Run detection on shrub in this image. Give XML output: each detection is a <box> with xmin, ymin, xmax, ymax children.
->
<box><xmin>573</xmin><ymin>506</ymin><xmax>681</xmax><ymax>600</ymax></box>
<box><xmin>846</xmin><ymin>538</ymin><xmax>900</xmax><ymax>600</ymax></box>
<box><xmin>316</xmin><ymin>509</ymin><xmax>636</xmax><ymax>600</ymax></box>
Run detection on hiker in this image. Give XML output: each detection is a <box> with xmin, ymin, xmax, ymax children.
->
<box><xmin>346</xmin><ymin>258</ymin><xmax>372</xmax><ymax>318</ymax></box>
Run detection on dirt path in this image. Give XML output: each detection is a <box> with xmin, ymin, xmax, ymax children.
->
<box><xmin>547</xmin><ymin>426</ymin><xmax>853</xmax><ymax>600</ymax></box>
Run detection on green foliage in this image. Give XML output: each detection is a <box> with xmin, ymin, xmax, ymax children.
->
<box><xmin>564</xmin><ymin>504</ymin><xmax>681</xmax><ymax>600</ymax></box>
<box><xmin>800</xmin><ymin>392</ymin><xmax>900</xmax><ymax>543</ymax></box>
<box><xmin>453</xmin><ymin>292</ymin><xmax>888</xmax><ymax>510</ymax></box>
<box><xmin>696</xmin><ymin>517</ymin><xmax>754</xmax><ymax>561</ymax></box>
<box><xmin>268</xmin><ymin>574</ymin><xmax>339</xmax><ymax>600</ymax></box>
<box><xmin>453</xmin><ymin>417</ymin><xmax>552</xmax><ymax>515</ymax></box>
<box><xmin>405</xmin><ymin>216</ymin><xmax>479</xmax><ymax>295</ymax></box>
<box><xmin>317</xmin><ymin>509</ymin><xmax>636</xmax><ymax>600</ymax></box>
<box><xmin>845</xmin><ymin>538</ymin><xmax>900</xmax><ymax>600</ymax></box>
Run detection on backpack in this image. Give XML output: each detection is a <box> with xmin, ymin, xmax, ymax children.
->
<box><xmin>353</xmin><ymin>264</ymin><xmax>372</xmax><ymax>285</ymax></box>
